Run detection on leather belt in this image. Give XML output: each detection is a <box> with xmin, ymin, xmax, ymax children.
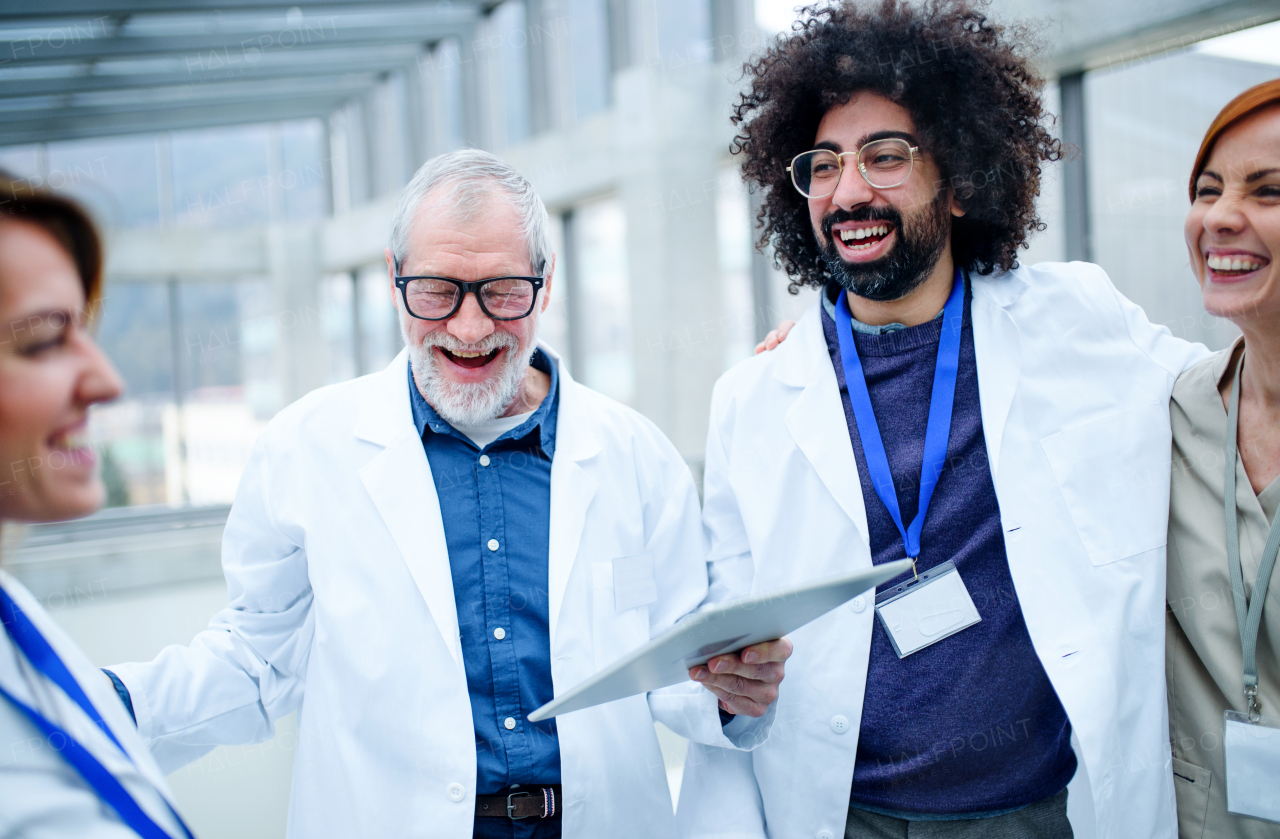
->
<box><xmin>475</xmin><ymin>784</ymin><xmax>562</xmax><ymax>820</ymax></box>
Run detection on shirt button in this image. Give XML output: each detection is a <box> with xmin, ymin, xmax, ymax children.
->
<box><xmin>487</xmin><ymin>539</ymin><xmax>499</xmax><ymax>551</ymax></box>
<box><xmin>830</xmin><ymin>715</ymin><xmax>849</xmax><ymax>734</ymax></box>
<box><xmin>493</xmin><ymin>627</ymin><xmax>506</xmax><ymax>640</ymax></box>
<box><xmin>504</xmin><ymin>717</ymin><xmax>517</xmax><ymax>730</ymax></box>
<box><xmin>849</xmin><ymin>596</ymin><xmax>866</xmax><ymax>613</ymax></box>
<box><xmin>479</xmin><ymin>454</ymin><xmax>491</xmax><ymax>467</ymax></box>
<box><xmin>446</xmin><ymin>783</ymin><xmax>465</xmax><ymax>802</ymax></box>
<box><xmin>817</xmin><ymin>832</ymin><xmax>834</xmax><ymax>839</ymax></box>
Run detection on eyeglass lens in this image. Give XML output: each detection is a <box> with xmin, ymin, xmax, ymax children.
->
<box><xmin>791</xmin><ymin>139</ymin><xmax>914</xmax><ymax>197</ymax></box>
<box><xmin>403</xmin><ymin>278</ymin><xmax>537</xmax><ymax>319</ymax></box>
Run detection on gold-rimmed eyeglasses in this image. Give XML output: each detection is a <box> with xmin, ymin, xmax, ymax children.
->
<box><xmin>787</xmin><ymin>138</ymin><xmax>920</xmax><ymax>198</ymax></box>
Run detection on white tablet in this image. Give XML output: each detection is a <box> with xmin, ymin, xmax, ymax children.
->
<box><xmin>528</xmin><ymin>558</ymin><xmax>913</xmax><ymax>722</ymax></box>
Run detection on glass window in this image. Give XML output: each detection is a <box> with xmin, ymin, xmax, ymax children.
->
<box><xmin>46</xmin><ymin>136</ymin><xmax>160</xmax><ymax>229</ymax></box>
<box><xmin>655</xmin><ymin>0</ymin><xmax>711</xmax><ymax>68</ymax></box>
<box><xmin>322</xmin><ymin>273</ymin><xmax>357</xmax><ymax>384</ymax></box>
<box><xmin>491</xmin><ymin>0</ymin><xmax>532</xmax><ymax>145</ymax></box>
<box><xmin>92</xmin><ymin>283</ymin><xmax>173</xmax><ymax>507</ymax></box>
<box><xmin>0</xmin><ymin>145</ymin><xmax>39</xmax><ymax>180</ymax></box>
<box><xmin>280</xmin><ymin>120</ymin><xmax>328</xmax><ymax>221</ymax></box>
<box><xmin>716</xmin><ymin>166</ymin><xmax>755</xmax><ymax>366</ymax></box>
<box><xmin>359</xmin><ymin>264</ymin><xmax>402</xmax><ymax>374</ymax></box>
<box><xmin>568</xmin><ymin>0</ymin><xmax>610</xmax><ymax>119</ymax></box>
<box><xmin>172</xmin><ymin>282</ymin><xmax>268</xmax><ymax>508</ymax></box>
<box><xmin>1085</xmin><ymin>30</ymin><xmax>1279</xmax><ymax>351</ymax></box>
<box><xmin>171</xmin><ymin>124</ymin><xmax>272</xmax><ymax>228</ymax></box>
<box><xmin>539</xmin><ymin>213</ymin><xmax>570</xmax><ymax>361</ymax></box>
<box><xmin>573</xmin><ymin>196</ymin><xmax>633</xmax><ymax>404</ymax></box>
<box><xmin>434</xmin><ymin>39</ymin><xmax>468</xmax><ymax>152</ymax></box>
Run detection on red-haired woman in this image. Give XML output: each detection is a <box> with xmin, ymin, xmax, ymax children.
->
<box><xmin>1166</xmin><ymin>79</ymin><xmax>1280</xmax><ymax>838</ymax></box>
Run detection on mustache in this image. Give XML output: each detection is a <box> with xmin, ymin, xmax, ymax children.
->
<box><xmin>419</xmin><ymin>330</ymin><xmax>519</xmax><ymax>354</ymax></box>
<box><xmin>821</xmin><ymin>205</ymin><xmax>902</xmax><ymax>241</ymax></box>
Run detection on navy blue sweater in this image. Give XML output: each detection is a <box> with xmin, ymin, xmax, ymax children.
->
<box><xmin>821</xmin><ymin>282</ymin><xmax>1076</xmax><ymax>817</ymax></box>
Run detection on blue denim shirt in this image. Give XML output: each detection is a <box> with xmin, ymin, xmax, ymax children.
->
<box><xmin>409</xmin><ymin>350</ymin><xmax>562</xmax><ymax>839</ymax></box>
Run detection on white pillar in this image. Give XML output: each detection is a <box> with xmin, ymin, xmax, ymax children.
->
<box><xmin>268</xmin><ymin>223</ymin><xmax>328</xmax><ymax>404</ymax></box>
<box><xmin>614</xmin><ymin>62</ymin><xmax>725</xmax><ymax>460</ymax></box>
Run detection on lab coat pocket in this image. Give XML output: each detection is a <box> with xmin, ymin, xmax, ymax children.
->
<box><xmin>591</xmin><ymin>556</ymin><xmax>654</xmax><ymax>668</ymax></box>
<box><xmin>1039</xmin><ymin>403</ymin><xmax>1171</xmax><ymax>566</ymax></box>
<box><xmin>1171</xmin><ymin>757</ymin><xmax>1211</xmax><ymax>839</ymax></box>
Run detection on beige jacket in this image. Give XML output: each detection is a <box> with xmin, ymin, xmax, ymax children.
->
<box><xmin>1167</xmin><ymin>337</ymin><xmax>1280</xmax><ymax>839</ymax></box>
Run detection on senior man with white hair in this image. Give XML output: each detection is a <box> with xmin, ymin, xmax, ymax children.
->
<box><xmin>103</xmin><ymin>150</ymin><xmax>790</xmax><ymax>839</ymax></box>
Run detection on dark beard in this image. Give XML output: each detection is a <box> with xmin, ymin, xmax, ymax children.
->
<box><xmin>818</xmin><ymin>191</ymin><xmax>951</xmax><ymax>302</ymax></box>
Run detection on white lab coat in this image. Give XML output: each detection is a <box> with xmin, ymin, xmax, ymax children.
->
<box><xmin>0</xmin><ymin>570</ymin><xmax>187</xmax><ymax>839</ymax></box>
<box><xmin>112</xmin><ymin>345</ymin><xmax>766</xmax><ymax>839</ymax></box>
<box><xmin>677</xmin><ymin>263</ymin><xmax>1210</xmax><ymax>839</ymax></box>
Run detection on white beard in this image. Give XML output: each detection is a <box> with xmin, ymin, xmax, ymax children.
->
<box><xmin>403</xmin><ymin>324</ymin><xmax>538</xmax><ymax>427</ymax></box>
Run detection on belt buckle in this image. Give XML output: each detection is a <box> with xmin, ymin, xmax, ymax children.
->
<box><xmin>507</xmin><ymin>791</ymin><xmax>532</xmax><ymax>819</ymax></box>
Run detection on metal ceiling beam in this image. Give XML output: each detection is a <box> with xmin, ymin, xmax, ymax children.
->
<box><xmin>0</xmin><ymin>74</ymin><xmax>373</xmax><ymax>121</ymax></box>
<box><xmin>0</xmin><ymin>0</ymin><xmax>488</xmax><ymax>21</ymax></box>
<box><xmin>0</xmin><ymin>96</ymin><xmax>344</xmax><ymax>145</ymax></box>
<box><xmin>0</xmin><ymin>15</ymin><xmax>477</xmax><ymax>65</ymax></box>
<box><xmin>0</xmin><ymin>52</ymin><xmax>423</xmax><ymax>98</ymax></box>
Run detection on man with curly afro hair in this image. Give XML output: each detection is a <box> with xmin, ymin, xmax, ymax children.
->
<box><xmin>677</xmin><ymin>1</ymin><xmax>1210</xmax><ymax>837</ymax></box>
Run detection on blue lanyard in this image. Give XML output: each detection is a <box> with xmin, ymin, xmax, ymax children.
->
<box><xmin>0</xmin><ymin>585</ymin><xmax>195</xmax><ymax>839</ymax></box>
<box><xmin>833</xmin><ymin>270</ymin><xmax>964</xmax><ymax>567</ymax></box>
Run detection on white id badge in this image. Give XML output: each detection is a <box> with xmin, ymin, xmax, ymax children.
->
<box><xmin>874</xmin><ymin>560</ymin><xmax>981</xmax><ymax>658</ymax></box>
<box><xmin>1225</xmin><ymin>710</ymin><xmax>1280</xmax><ymax>823</ymax></box>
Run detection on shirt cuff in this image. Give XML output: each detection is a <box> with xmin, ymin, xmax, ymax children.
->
<box><xmin>101</xmin><ymin>668</ymin><xmax>136</xmax><ymax>726</ymax></box>
<box><xmin>719</xmin><ymin>707</ymin><xmax>736</xmax><ymax>726</ymax></box>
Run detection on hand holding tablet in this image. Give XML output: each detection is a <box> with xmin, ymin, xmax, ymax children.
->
<box><xmin>528</xmin><ymin>559</ymin><xmax>913</xmax><ymax>722</ymax></box>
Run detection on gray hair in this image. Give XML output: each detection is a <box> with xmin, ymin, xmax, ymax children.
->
<box><xmin>389</xmin><ymin>149</ymin><xmax>553</xmax><ymax>275</ymax></box>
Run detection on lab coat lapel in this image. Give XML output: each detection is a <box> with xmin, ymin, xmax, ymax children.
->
<box><xmin>355</xmin><ymin>350</ymin><xmax>462</xmax><ymax>669</ymax></box>
<box><xmin>0</xmin><ymin>573</ymin><xmax>178</xmax><ymax>819</ymax></box>
<box><xmin>778</xmin><ymin>310</ymin><xmax>871</xmax><ymax>548</ymax></box>
<box><xmin>970</xmin><ymin>273</ymin><xmax>1026</xmax><ymax>480</ymax></box>
<box><xmin>545</xmin><ymin>350</ymin><xmax>601</xmax><ymax>643</ymax></box>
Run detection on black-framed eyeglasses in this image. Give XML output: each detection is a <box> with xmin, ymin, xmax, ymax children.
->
<box><xmin>393</xmin><ymin>273</ymin><xmax>545</xmax><ymax>321</ymax></box>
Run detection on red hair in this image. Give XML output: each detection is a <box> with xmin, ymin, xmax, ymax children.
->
<box><xmin>1189</xmin><ymin>78</ymin><xmax>1280</xmax><ymax>202</ymax></box>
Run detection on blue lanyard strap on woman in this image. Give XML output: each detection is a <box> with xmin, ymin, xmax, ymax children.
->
<box><xmin>1224</xmin><ymin>351</ymin><xmax>1280</xmax><ymax>723</ymax></box>
<box><xmin>833</xmin><ymin>269</ymin><xmax>964</xmax><ymax>577</ymax></box>
<box><xmin>0</xmin><ymin>585</ymin><xmax>195</xmax><ymax>839</ymax></box>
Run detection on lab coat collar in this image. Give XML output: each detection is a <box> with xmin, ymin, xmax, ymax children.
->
<box><xmin>540</xmin><ymin>343</ymin><xmax>602</xmax><ymax>643</ymax></box>
<box><xmin>969</xmin><ymin>270</ymin><xmax>1027</xmax><ymax>480</ymax></box>
<box><xmin>774</xmin><ymin>308</ymin><xmax>872</xmax><ymax>547</ymax></box>
<box><xmin>356</xmin><ymin>348</ymin><xmax>463</xmax><ymax>669</ymax></box>
<box><xmin>770</xmin><ymin>267</ymin><xmax>1027</xmax><ymax>541</ymax></box>
<box><xmin>354</xmin><ymin>343</ymin><xmax>599</xmax><ymax>660</ymax></box>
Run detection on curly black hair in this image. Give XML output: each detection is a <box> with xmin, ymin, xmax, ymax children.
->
<box><xmin>732</xmin><ymin>0</ymin><xmax>1062</xmax><ymax>293</ymax></box>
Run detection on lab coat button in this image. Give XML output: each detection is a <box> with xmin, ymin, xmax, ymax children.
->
<box><xmin>479</xmin><ymin>455</ymin><xmax>491</xmax><ymax>467</ymax></box>
<box><xmin>487</xmin><ymin>539</ymin><xmax>499</xmax><ymax>551</ymax></box>
<box><xmin>493</xmin><ymin>627</ymin><xmax>506</xmax><ymax>640</ymax></box>
<box><xmin>817</xmin><ymin>832</ymin><xmax>834</xmax><ymax>839</ymax></box>
<box><xmin>446</xmin><ymin>783</ymin><xmax>465</xmax><ymax>802</ymax></box>
<box><xmin>830</xmin><ymin>715</ymin><xmax>849</xmax><ymax>734</ymax></box>
<box><xmin>849</xmin><ymin>596</ymin><xmax>866</xmax><ymax>613</ymax></box>
<box><xmin>504</xmin><ymin>717</ymin><xmax>517</xmax><ymax>730</ymax></box>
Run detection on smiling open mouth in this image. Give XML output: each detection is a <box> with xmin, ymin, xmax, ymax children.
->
<box><xmin>1207</xmin><ymin>254</ymin><xmax>1267</xmax><ymax>277</ymax></box>
<box><xmin>838</xmin><ymin>224</ymin><xmax>894</xmax><ymax>251</ymax></box>
<box><xmin>437</xmin><ymin>346</ymin><xmax>502</xmax><ymax>369</ymax></box>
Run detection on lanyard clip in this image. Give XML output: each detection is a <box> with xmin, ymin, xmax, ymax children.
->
<box><xmin>1245</xmin><ymin>685</ymin><xmax>1261</xmax><ymax>723</ymax></box>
